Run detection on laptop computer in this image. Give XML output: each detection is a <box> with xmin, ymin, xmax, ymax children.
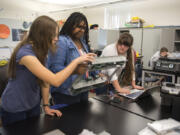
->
<box><xmin>117</xmin><ymin>85</ymin><xmax>160</xmax><ymax>101</ymax></box>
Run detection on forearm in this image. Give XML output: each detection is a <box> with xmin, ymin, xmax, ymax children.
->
<box><xmin>112</xmin><ymin>80</ymin><xmax>130</xmax><ymax>94</ymax></box>
<box><xmin>131</xmin><ymin>80</ymin><xmax>136</xmax><ymax>88</ymax></box>
<box><xmin>41</xmin><ymin>83</ymin><xmax>62</xmax><ymax>117</ymax></box>
<box><xmin>51</xmin><ymin>59</ymin><xmax>79</xmax><ymax>87</ymax></box>
<box><xmin>21</xmin><ymin>55</ymin><xmax>80</xmax><ymax>88</ymax></box>
<box><xmin>112</xmin><ymin>80</ymin><xmax>122</xmax><ymax>92</ymax></box>
<box><xmin>41</xmin><ymin>83</ymin><xmax>50</xmax><ymax>105</ymax></box>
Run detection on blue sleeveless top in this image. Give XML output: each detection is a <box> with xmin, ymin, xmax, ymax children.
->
<box><xmin>1</xmin><ymin>44</ymin><xmax>41</xmax><ymax>113</ymax></box>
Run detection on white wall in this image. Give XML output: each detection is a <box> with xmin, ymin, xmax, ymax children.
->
<box><xmin>50</xmin><ymin>0</ymin><xmax>180</xmax><ymax>28</ymax></box>
<box><xmin>1</xmin><ymin>0</ymin><xmax>180</xmax><ymax>30</ymax></box>
<box><xmin>79</xmin><ymin>7</ymin><xmax>105</xmax><ymax>28</ymax></box>
<box><xmin>49</xmin><ymin>7</ymin><xmax>105</xmax><ymax>28</ymax></box>
<box><xmin>103</xmin><ymin>0</ymin><xmax>180</xmax><ymax>28</ymax></box>
<box><xmin>0</xmin><ymin>0</ymin><xmax>68</xmax><ymax>21</ymax></box>
<box><xmin>131</xmin><ymin>0</ymin><xmax>180</xmax><ymax>26</ymax></box>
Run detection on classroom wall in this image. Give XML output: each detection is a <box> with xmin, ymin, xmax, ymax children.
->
<box><xmin>83</xmin><ymin>7</ymin><xmax>105</xmax><ymax>29</ymax></box>
<box><xmin>0</xmin><ymin>0</ymin><xmax>67</xmax><ymax>21</ymax></box>
<box><xmin>49</xmin><ymin>0</ymin><xmax>180</xmax><ymax>28</ymax></box>
<box><xmin>1</xmin><ymin>0</ymin><xmax>180</xmax><ymax>29</ymax></box>
<box><xmin>80</xmin><ymin>0</ymin><xmax>180</xmax><ymax>28</ymax></box>
<box><xmin>131</xmin><ymin>0</ymin><xmax>180</xmax><ymax>26</ymax></box>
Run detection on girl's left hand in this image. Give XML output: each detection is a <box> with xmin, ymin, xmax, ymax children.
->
<box><xmin>133</xmin><ymin>85</ymin><xmax>144</xmax><ymax>90</ymax></box>
<box><xmin>74</xmin><ymin>63</ymin><xmax>88</xmax><ymax>75</ymax></box>
<box><xmin>44</xmin><ymin>106</ymin><xmax>62</xmax><ymax>117</ymax></box>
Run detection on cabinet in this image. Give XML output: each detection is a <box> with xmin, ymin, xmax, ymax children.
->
<box><xmin>159</xmin><ymin>28</ymin><xmax>174</xmax><ymax>52</ymax></box>
<box><xmin>129</xmin><ymin>29</ymin><xmax>143</xmax><ymax>54</ymax></box>
<box><xmin>89</xmin><ymin>29</ymin><xmax>119</xmax><ymax>51</ymax></box>
<box><xmin>142</xmin><ymin>28</ymin><xmax>161</xmax><ymax>67</ymax></box>
<box><xmin>177</xmin><ymin>77</ymin><xmax>180</xmax><ymax>84</ymax></box>
<box><xmin>174</xmin><ymin>29</ymin><xmax>180</xmax><ymax>52</ymax></box>
<box><xmin>119</xmin><ymin>28</ymin><xmax>143</xmax><ymax>54</ymax></box>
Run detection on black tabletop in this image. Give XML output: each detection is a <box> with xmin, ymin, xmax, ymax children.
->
<box><xmin>94</xmin><ymin>87</ymin><xmax>172</xmax><ymax>121</ymax></box>
<box><xmin>0</xmin><ymin>98</ymin><xmax>152</xmax><ymax>135</ymax></box>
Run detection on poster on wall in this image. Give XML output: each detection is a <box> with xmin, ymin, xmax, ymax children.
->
<box><xmin>0</xmin><ymin>24</ymin><xmax>10</xmax><ymax>39</ymax></box>
<box><xmin>12</xmin><ymin>29</ymin><xmax>27</xmax><ymax>41</ymax></box>
<box><xmin>23</xmin><ymin>21</ymin><xmax>32</xmax><ymax>29</ymax></box>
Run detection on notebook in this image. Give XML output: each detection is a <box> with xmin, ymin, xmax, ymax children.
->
<box><xmin>117</xmin><ymin>85</ymin><xmax>159</xmax><ymax>101</ymax></box>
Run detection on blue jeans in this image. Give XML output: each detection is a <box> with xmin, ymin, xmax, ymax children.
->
<box><xmin>95</xmin><ymin>84</ymin><xmax>115</xmax><ymax>95</ymax></box>
<box><xmin>95</xmin><ymin>85</ymin><xmax>108</xmax><ymax>95</ymax></box>
<box><xmin>1</xmin><ymin>104</ymin><xmax>40</xmax><ymax>126</ymax></box>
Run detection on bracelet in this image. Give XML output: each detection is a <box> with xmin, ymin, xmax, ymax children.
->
<box><xmin>43</xmin><ymin>104</ymin><xmax>49</xmax><ymax>107</ymax></box>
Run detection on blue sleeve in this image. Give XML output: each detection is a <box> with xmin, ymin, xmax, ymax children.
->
<box><xmin>48</xmin><ymin>37</ymin><xmax>67</xmax><ymax>73</ymax></box>
<box><xmin>16</xmin><ymin>45</ymin><xmax>35</xmax><ymax>63</ymax></box>
<box><xmin>47</xmin><ymin>37</ymin><xmax>78</xmax><ymax>91</ymax></box>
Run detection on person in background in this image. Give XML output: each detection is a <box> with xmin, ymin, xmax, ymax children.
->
<box><xmin>1</xmin><ymin>15</ymin><xmax>95</xmax><ymax>126</ymax></box>
<box><xmin>48</xmin><ymin>12</ymin><xmax>95</xmax><ymax>105</ymax></box>
<box><xmin>101</xmin><ymin>33</ymin><xmax>144</xmax><ymax>94</ymax></box>
<box><xmin>150</xmin><ymin>47</ymin><xmax>171</xmax><ymax>67</ymax></box>
<box><xmin>90</xmin><ymin>24</ymin><xmax>99</xmax><ymax>30</ymax></box>
<box><xmin>149</xmin><ymin>47</ymin><xmax>172</xmax><ymax>84</ymax></box>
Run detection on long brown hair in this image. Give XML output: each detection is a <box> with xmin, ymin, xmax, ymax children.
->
<box><xmin>8</xmin><ymin>16</ymin><xmax>58</xmax><ymax>86</ymax></box>
<box><xmin>118</xmin><ymin>33</ymin><xmax>134</xmax><ymax>86</ymax></box>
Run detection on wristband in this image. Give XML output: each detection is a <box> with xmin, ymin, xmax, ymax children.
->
<box><xmin>43</xmin><ymin>104</ymin><xmax>49</xmax><ymax>107</ymax></box>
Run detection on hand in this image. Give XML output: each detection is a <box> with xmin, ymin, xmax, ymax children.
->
<box><xmin>117</xmin><ymin>88</ymin><xmax>130</xmax><ymax>94</ymax></box>
<box><xmin>98</xmin><ymin>73</ymin><xmax>109</xmax><ymax>84</ymax></box>
<box><xmin>44</xmin><ymin>106</ymin><xmax>62</xmax><ymax>117</ymax></box>
<box><xmin>75</xmin><ymin>53</ymin><xmax>96</xmax><ymax>64</ymax></box>
<box><xmin>133</xmin><ymin>85</ymin><xmax>144</xmax><ymax>90</ymax></box>
<box><xmin>74</xmin><ymin>64</ymin><xmax>88</xmax><ymax>75</ymax></box>
<box><xmin>98</xmin><ymin>73</ymin><xmax>106</xmax><ymax>78</ymax></box>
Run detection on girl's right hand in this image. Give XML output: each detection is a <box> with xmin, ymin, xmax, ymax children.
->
<box><xmin>75</xmin><ymin>53</ymin><xmax>96</xmax><ymax>64</ymax></box>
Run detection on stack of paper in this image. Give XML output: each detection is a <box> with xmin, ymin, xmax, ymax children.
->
<box><xmin>43</xmin><ymin>129</ymin><xmax>65</xmax><ymax>135</ymax></box>
<box><xmin>79</xmin><ymin>129</ymin><xmax>110</xmax><ymax>135</ymax></box>
<box><xmin>138</xmin><ymin>118</ymin><xmax>180</xmax><ymax>135</ymax></box>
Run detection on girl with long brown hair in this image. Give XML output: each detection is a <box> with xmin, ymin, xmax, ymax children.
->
<box><xmin>101</xmin><ymin>33</ymin><xmax>143</xmax><ymax>94</ymax></box>
<box><xmin>1</xmin><ymin>15</ymin><xmax>95</xmax><ymax>126</ymax></box>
